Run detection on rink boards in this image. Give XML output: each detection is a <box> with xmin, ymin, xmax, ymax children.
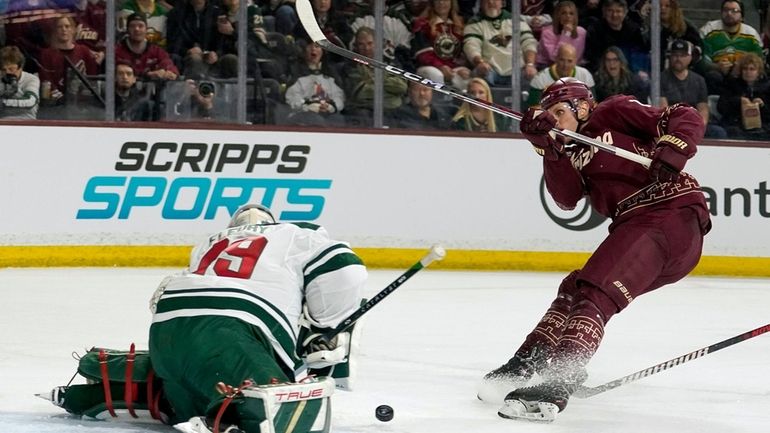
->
<box><xmin>0</xmin><ymin>124</ymin><xmax>767</xmax><ymax>276</ymax></box>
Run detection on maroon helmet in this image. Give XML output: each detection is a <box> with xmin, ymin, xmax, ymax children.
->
<box><xmin>540</xmin><ymin>77</ymin><xmax>594</xmax><ymax>111</ymax></box>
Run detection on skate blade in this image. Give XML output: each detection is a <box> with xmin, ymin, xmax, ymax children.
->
<box><xmin>498</xmin><ymin>400</ymin><xmax>559</xmax><ymax>423</ymax></box>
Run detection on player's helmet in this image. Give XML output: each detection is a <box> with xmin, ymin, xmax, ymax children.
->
<box><xmin>228</xmin><ymin>203</ymin><xmax>276</xmax><ymax>227</ymax></box>
<box><xmin>540</xmin><ymin>77</ymin><xmax>594</xmax><ymax>111</ymax></box>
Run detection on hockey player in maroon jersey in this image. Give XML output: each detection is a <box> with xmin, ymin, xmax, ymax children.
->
<box><xmin>479</xmin><ymin>77</ymin><xmax>712</xmax><ymax>422</ymax></box>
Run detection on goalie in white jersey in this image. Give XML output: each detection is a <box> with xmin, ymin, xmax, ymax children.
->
<box><xmin>149</xmin><ymin>204</ymin><xmax>367</xmax><ymax>433</ymax></box>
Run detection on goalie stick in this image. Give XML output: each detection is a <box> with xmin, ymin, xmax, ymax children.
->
<box><xmin>315</xmin><ymin>245</ymin><xmax>446</xmax><ymax>345</ymax></box>
<box><xmin>295</xmin><ymin>0</ymin><xmax>652</xmax><ymax>168</ymax></box>
<box><xmin>573</xmin><ymin>323</ymin><xmax>770</xmax><ymax>398</ymax></box>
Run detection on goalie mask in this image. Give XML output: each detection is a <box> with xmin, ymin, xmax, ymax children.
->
<box><xmin>228</xmin><ymin>204</ymin><xmax>276</xmax><ymax>227</ymax></box>
<box><xmin>540</xmin><ymin>77</ymin><xmax>594</xmax><ymax>112</ymax></box>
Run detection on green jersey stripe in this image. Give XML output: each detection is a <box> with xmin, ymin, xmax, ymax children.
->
<box><xmin>162</xmin><ymin>287</ymin><xmax>293</xmax><ymax>336</ymax></box>
<box><xmin>304</xmin><ymin>243</ymin><xmax>349</xmax><ymax>273</ymax></box>
<box><xmin>153</xmin><ymin>307</ymin><xmax>302</xmax><ymax>370</ymax></box>
<box><xmin>155</xmin><ymin>296</ymin><xmax>300</xmax><ymax>362</ymax></box>
<box><xmin>156</xmin><ymin>295</ymin><xmax>295</xmax><ymax>342</ymax></box>
<box><xmin>304</xmin><ymin>252</ymin><xmax>364</xmax><ymax>287</ymax></box>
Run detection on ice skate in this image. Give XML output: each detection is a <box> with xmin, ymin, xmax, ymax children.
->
<box><xmin>174</xmin><ymin>416</ymin><xmax>244</xmax><ymax>433</ymax></box>
<box><xmin>497</xmin><ymin>380</ymin><xmax>576</xmax><ymax>423</ymax></box>
<box><xmin>477</xmin><ymin>353</ymin><xmax>537</xmax><ymax>403</ymax></box>
<box><xmin>35</xmin><ymin>386</ymin><xmax>67</xmax><ymax>408</ymax></box>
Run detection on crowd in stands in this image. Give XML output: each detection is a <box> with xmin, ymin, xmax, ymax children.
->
<box><xmin>1</xmin><ymin>0</ymin><xmax>770</xmax><ymax>140</ymax></box>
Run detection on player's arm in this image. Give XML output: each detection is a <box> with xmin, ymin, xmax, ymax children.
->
<box><xmin>519</xmin><ymin>108</ymin><xmax>585</xmax><ymax>210</ymax></box>
<box><xmin>300</xmin><ymin>238</ymin><xmax>367</xmax><ymax>367</ymax></box>
<box><xmin>600</xmin><ymin>96</ymin><xmax>704</xmax><ymax>182</ymax></box>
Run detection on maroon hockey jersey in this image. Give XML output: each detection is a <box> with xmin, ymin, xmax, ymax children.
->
<box><xmin>38</xmin><ymin>44</ymin><xmax>99</xmax><ymax>93</ymax></box>
<box><xmin>543</xmin><ymin>95</ymin><xmax>711</xmax><ymax>233</ymax></box>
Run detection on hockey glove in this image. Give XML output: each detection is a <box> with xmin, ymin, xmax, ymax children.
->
<box><xmin>300</xmin><ymin>332</ymin><xmax>351</xmax><ymax>369</ymax></box>
<box><xmin>520</xmin><ymin>108</ymin><xmax>564</xmax><ymax>161</ymax></box>
<box><xmin>649</xmin><ymin>136</ymin><xmax>690</xmax><ymax>182</ymax></box>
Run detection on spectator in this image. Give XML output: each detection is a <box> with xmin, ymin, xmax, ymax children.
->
<box><xmin>388</xmin><ymin>80</ymin><xmax>451</xmax><ymax>129</ymax></box>
<box><xmin>75</xmin><ymin>0</ymin><xmax>107</xmax><ymax>64</ymax></box>
<box><xmin>114</xmin><ymin>62</ymin><xmax>154</xmax><ymax>121</ymax></box>
<box><xmin>451</xmin><ymin>77</ymin><xmax>511</xmax><ymax>132</ymax></box>
<box><xmin>575</xmin><ymin>0</ymin><xmax>602</xmax><ymax>28</ymax></box>
<box><xmin>536</xmin><ymin>0</ymin><xmax>587</xmax><ymax>69</ymax></box>
<box><xmin>464</xmin><ymin>0</ymin><xmax>538</xmax><ymax>86</ymax></box>
<box><xmin>528</xmin><ymin>43</ymin><xmax>594</xmax><ymax>107</ymax></box>
<box><xmin>518</xmin><ymin>0</ymin><xmax>554</xmax><ymax>40</ymax></box>
<box><xmin>284</xmin><ymin>39</ymin><xmax>346</xmax><ymax>126</ymax></box>
<box><xmin>0</xmin><ymin>46</ymin><xmax>39</xmax><ymax>119</ymax></box>
<box><xmin>626</xmin><ymin>0</ymin><xmax>650</xmax><ymax>27</ymax></box>
<box><xmin>215</xmin><ymin>0</ymin><xmax>270</xmax><ymax>78</ymax></box>
<box><xmin>660</xmin><ymin>39</ymin><xmax>727</xmax><ymax>139</ymax></box>
<box><xmin>656</xmin><ymin>0</ymin><xmax>703</xmax><ymax>62</ymax></box>
<box><xmin>119</xmin><ymin>0</ymin><xmax>170</xmax><ymax>48</ymax></box>
<box><xmin>1</xmin><ymin>2</ymin><xmax>58</xmax><ymax>73</ymax></box>
<box><xmin>341</xmin><ymin>26</ymin><xmax>407</xmax><ymax>124</ymax></box>
<box><xmin>294</xmin><ymin>0</ymin><xmax>353</xmax><ymax>55</ymax></box>
<box><xmin>387</xmin><ymin>0</ymin><xmax>429</xmax><ymax>31</ymax></box>
<box><xmin>185</xmin><ymin>78</ymin><xmax>218</xmax><ymax>119</ymax></box>
<box><xmin>115</xmin><ymin>13</ymin><xmax>179</xmax><ymax>81</ymax></box>
<box><xmin>260</xmin><ymin>0</ymin><xmax>300</xmax><ymax>35</ymax></box>
<box><xmin>166</xmin><ymin>0</ymin><xmax>223</xmax><ymax>78</ymax></box>
<box><xmin>584</xmin><ymin>0</ymin><xmax>648</xmax><ymax>75</ymax></box>
<box><xmin>717</xmin><ymin>53</ymin><xmax>770</xmax><ymax>139</ymax></box>
<box><xmin>413</xmin><ymin>0</ymin><xmax>471</xmax><ymax>89</ymax></box>
<box><xmin>350</xmin><ymin>10</ymin><xmax>413</xmax><ymax>71</ymax></box>
<box><xmin>700</xmin><ymin>0</ymin><xmax>763</xmax><ymax>93</ymax></box>
<box><xmin>593</xmin><ymin>45</ymin><xmax>649</xmax><ymax>102</ymax></box>
<box><xmin>38</xmin><ymin>16</ymin><xmax>99</xmax><ymax>103</ymax></box>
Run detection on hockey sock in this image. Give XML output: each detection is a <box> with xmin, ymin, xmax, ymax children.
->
<box><xmin>513</xmin><ymin>271</ymin><xmax>582</xmax><ymax>367</ymax></box>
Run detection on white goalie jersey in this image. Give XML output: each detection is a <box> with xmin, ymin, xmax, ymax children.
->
<box><xmin>151</xmin><ymin>222</ymin><xmax>367</xmax><ymax>373</ymax></box>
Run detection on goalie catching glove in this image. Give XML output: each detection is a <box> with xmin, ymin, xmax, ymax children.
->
<box><xmin>299</xmin><ymin>327</ymin><xmax>351</xmax><ymax>369</ymax></box>
<box><xmin>297</xmin><ymin>304</ymin><xmax>354</xmax><ymax>369</ymax></box>
<box><xmin>520</xmin><ymin>108</ymin><xmax>564</xmax><ymax>161</ymax></box>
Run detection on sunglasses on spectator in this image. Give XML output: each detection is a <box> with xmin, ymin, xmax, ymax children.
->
<box><xmin>722</xmin><ymin>8</ymin><xmax>741</xmax><ymax>13</ymax></box>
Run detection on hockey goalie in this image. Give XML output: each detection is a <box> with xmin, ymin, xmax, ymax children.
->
<box><xmin>38</xmin><ymin>204</ymin><xmax>368</xmax><ymax>433</ymax></box>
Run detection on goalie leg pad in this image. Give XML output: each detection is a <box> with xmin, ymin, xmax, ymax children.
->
<box><xmin>210</xmin><ymin>377</ymin><xmax>335</xmax><ymax>433</ymax></box>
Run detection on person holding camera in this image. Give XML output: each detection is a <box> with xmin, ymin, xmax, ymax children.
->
<box><xmin>185</xmin><ymin>78</ymin><xmax>216</xmax><ymax>119</ymax></box>
<box><xmin>0</xmin><ymin>46</ymin><xmax>40</xmax><ymax>120</ymax></box>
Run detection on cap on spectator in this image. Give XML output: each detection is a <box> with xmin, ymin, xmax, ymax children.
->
<box><xmin>126</xmin><ymin>13</ymin><xmax>147</xmax><ymax>26</ymax></box>
<box><xmin>667</xmin><ymin>39</ymin><xmax>692</xmax><ymax>56</ymax></box>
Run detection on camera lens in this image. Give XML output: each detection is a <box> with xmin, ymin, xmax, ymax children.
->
<box><xmin>198</xmin><ymin>81</ymin><xmax>215</xmax><ymax>97</ymax></box>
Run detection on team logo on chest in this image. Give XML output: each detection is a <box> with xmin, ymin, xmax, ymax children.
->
<box><xmin>570</xmin><ymin>131</ymin><xmax>614</xmax><ymax>170</ymax></box>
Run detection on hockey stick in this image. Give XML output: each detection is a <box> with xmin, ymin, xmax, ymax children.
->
<box><xmin>573</xmin><ymin>323</ymin><xmax>770</xmax><ymax>398</ymax></box>
<box><xmin>295</xmin><ymin>0</ymin><xmax>651</xmax><ymax>168</ymax></box>
<box><xmin>317</xmin><ymin>245</ymin><xmax>446</xmax><ymax>344</ymax></box>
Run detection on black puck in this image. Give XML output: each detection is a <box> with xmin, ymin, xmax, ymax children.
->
<box><xmin>375</xmin><ymin>404</ymin><xmax>394</xmax><ymax>422</ymax></box>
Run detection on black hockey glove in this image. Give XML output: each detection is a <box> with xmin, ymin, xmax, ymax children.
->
<box><xmin>520</xmin><ymin>108</ymin><xmax>564</xmax><ymax>161</ymax></box>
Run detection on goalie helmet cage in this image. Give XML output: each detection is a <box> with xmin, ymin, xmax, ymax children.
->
<box><xmin>294</xmin><ymin>0</ymin><xmax>652</xmax><ymax>168</ymax></box>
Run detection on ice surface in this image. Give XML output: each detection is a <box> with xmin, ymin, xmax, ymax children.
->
<box><xmin>1</xmin><ymin>268</ymin><xmax>769</xmax><ymax>432</ymax></box>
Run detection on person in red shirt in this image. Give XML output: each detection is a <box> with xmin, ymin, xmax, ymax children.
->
<box><xmin>479</xmin><ymin>78</ymin><xmax>711</xmax><ymax>422</ymax></box>
<box><xmin>38</xmin><ymin>16</ymin><xmax>99</xmax><ymax>102</ymax></box>
<box><xmin>115</xmin><ymin>12</ymin><xmax>178</xmax><ymax>81</ymax></box>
